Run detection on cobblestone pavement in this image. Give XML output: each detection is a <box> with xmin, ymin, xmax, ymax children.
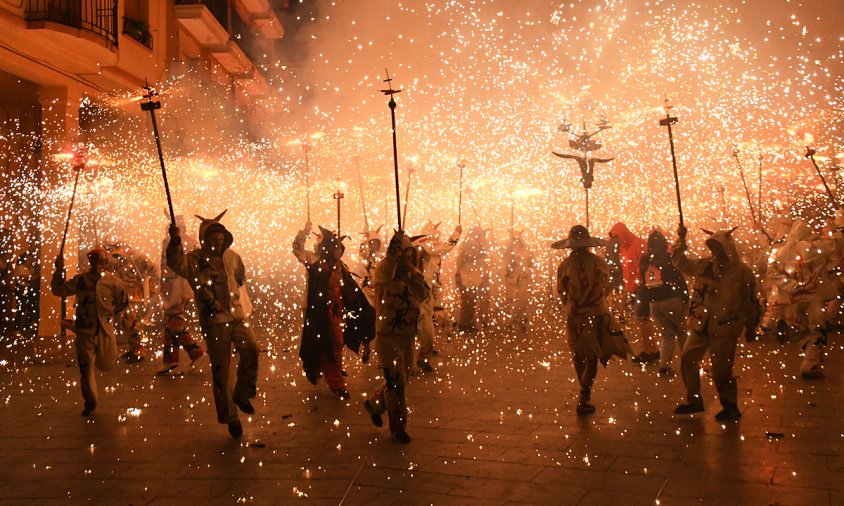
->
<box><xmin>0</xmin><ymin>321</ymin><xmax>841</xmax><ymax>505</ymax></box>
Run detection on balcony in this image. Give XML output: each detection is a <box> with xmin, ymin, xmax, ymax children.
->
<box><xmin>174</xmin><ymin>1</ymin><xmax>229</xmax><ymax>48</ymax></box>
<box><xmin>24</xmin><ymin>0</ymin><xmax>119</xmax><ymax>72</ymax></box>
<box><xmin>25</xmin><ymin>0</ymin><xmax>118</xmax><ymax>47</ymax></box>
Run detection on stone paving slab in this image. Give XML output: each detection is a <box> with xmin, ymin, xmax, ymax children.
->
<box><xmin>0</xmin><ymin>323</ymin><xmax>841</xmax><ymax>505</ymax></box>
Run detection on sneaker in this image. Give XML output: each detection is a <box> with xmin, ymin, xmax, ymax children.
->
<box><xmin>714</xmin><ymin>406</ymin><xmax>742</xmax><ymax>421</ymax></box>
<box><xmin>228</xmin><ymin>419</ymin><xmax>243</xmax><ymax>439</ymax></box>
<box><xmin>233</xmin><ymin>398</ymin><xmax>255</xmax><ymax>415</ymax></box>
<box><xmin>333</xmin><ymin>388</ymin><xmax>350</xmax><ymax>401</ymax></box>
<box><xmin>363</xmin><ymin>400</ymin><xmax>383</xmax><ymax>428</ymax></box>
<box><xmin>81</xmin><ymin>401</ymin><xmax>96</xmax><ymax>417</ymax></box>
<box><xmin>392</xmin><ymin>430</ymin><xmax>411</xmax><ymax>444</ymax></box>
<box><xmin>189</xmin><ymin>351</ymin><xmax>209</xmax><ymax>370</ymax></box>
<box><xmin>673</xmin><ymin>402</ymin><xmax>705</xmax><ymax>415</ymax></box>
<box><xmin>658</xmin><ymin>366</ymin><xmax>675</xmax><ymax>376</ymax></box>
<box><xmin>305</xmin><ymin>370</ymin><xmax>319</xmax><ymax>385</ymax></box>
<box><xmin>156</xmin><ymin>363</ymin><xmax>179</xmax><ymax>376</ymax></box>
<box><xmin>416</xmin><ymin>358</ymin><xmax>434</xmax><ymax>373</ymax></box>
<box><xmin>801</xmin><ymin>367</ymin><xmax>824</xmax><ymax>380</ymax></box>
<box><xmin>576</xmin><ymin>402</ymin><xmax>596</xmax><ymax>415</ymax></box>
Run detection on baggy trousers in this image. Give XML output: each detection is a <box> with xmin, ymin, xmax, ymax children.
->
<box><xmin>370</xmin><ymin>332</ymin><xmax>414</xmax><ymax>433</ymax></box>
<box><xmin>680</xmin><ymin>321</ymin><xmax>741</xmax><ymax>408</ymax></box>
<box><xmin>650</xmin><ymin>297</ymin><xmax>687</xmax><ymax>368</ymax></box>
<box><xmin>200</xmin><ymin>319</ymin><xmax>259</xmax><ymax>423</ymax></box>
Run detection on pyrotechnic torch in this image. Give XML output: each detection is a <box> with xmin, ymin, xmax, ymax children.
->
<box><xmin>139</xmin><ymin>81</ymin><xmax>176</xmax><ymax>226</ymax></box>
<box><xmin>457</xmin><ymin>159</ymin><xmax>465</xmax><ymax>227</ymax></box>
<box><xmin>805</xmin><ymin>146</ymin><xmax>840</xmax><ymax>209</ymax></box>
<box><xmin>659</xmin><ymin>98</ymin><xmax>683</xmax><ymax>228</ymax></box>
<box><xmin>55</xmin><ymin>146</ymin><xmax>93</xmax><ymax>337</ymax></box>
<box><xmin>380</xmin><ymin>69</ymin><xmax>404</xmax><ymax>231</ymax></box>
<box><xmin>733</xmin><ymin>148</ymin><xmax>759</xmax><ymax>226</ymax></box>
<box><xmin>57</xmin><ymin>148</ymin><xmax>90</xmax><ymax>259</ymax></box>
<box><xmin>333</xmin><ymin>185</ymin><xmax>345</xmax><ymax>236</ymax></box>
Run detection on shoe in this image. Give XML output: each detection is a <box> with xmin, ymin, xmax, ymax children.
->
<box><xmin>124</xmin><ymin>353</ymin><xmax>144</xmax><ymax>364</ymax></box>
<box><xmin>234</xmin><ymin>398</ymin><xmax>255</xmax><ymax>415</ymax></box>
<box><xmin>658</xmin><ymin>366</ymin><xmax>674</xmax><ymax>376</ymax></box>
<box><xmin>416</xmin><ymin>358</ymin><xmax>434</xmax><ymax>373</ymax></box>
<box><xmin>81</xmin><ymin>401</ymin><xmax>97</xmax><ymax>417</ymax></box>
<box><xmin>189</xmin><ymin>351</ymin><xmax>208</xmax><ymax>369</ymax></box>
<box><xmin>341</xmin><ymin>370</ymin><xmax>348</xmax><ymax>377</ymax></box>
<box><xmin>673</xmin><ymin>402</ymin><xmax>705</xmax><ymax>415</ymax></box>
<box><xmin>392</xmin><ymin>431</ymin><xmax>411</xmax><ymax>444</ymax></box>
<box><xmin>801</xmin><ymin>367</ymin><xmax>824</xmax><ymax>380</ymax></box>
<box><xmin>363</xmin><ymin>400</ymin><xmax>383</xmax><ymax>427</ymax></box>
<box><xmin>305</xmin><ymin>370</ymin><xmax>319</xmax><ymax>385</ymax></box>
<box><xmin>714</xmin><ymin>406</ymin><xmax>742</xmax><ymax>421</ymax></box>
<box><xmin>333</xmin><ymin>388</ymin><xmax>350</xmax><ymax>401</ymax></box>
<box><xmin>156</xmin><ymin>363</ymin><xmax>179</xmax><ymax>375</ymax></box>
<box><xmin>228</xmin><ymin>419</ymin><xmax>243</xmax><ymax>439</ymax></box>
<box><xmin>576</xmin><ymin>402</ymin><xmax>596</xmax><ymax>415</ymax></box>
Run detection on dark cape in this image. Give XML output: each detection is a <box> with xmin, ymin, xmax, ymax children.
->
<box><xmin>299</xmin><ymin>260</ymin><xmax>376</xmax><ymax>374</ymax></box>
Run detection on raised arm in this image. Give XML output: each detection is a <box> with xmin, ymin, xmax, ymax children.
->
<box><xmin>165</xmin><ymin>225</ymin><xmax>190</xmax><ymax>280</ymax></box>
<box><xmin>50</xmin><ymin>256</ymin><xmax>79</xmax><ymax>297</ymax></box>
<box><xmin>292</xmin><ymin>222</ymin><xmax>319</xmax><ymax>265</ymax></box>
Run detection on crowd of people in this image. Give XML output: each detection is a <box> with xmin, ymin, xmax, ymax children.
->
<box><xmin>38</xmin><ymin>204</ymin><xmax>844</xmax><ymax>440</ymax></box>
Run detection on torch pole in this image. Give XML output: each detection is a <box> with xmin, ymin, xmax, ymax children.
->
<box><xmin>660</xmin><ymin>112</ymin><xmax>683</xmax><ymax>228</ymax></box>
<box><xmin>757</xmin><ymin>153</ymin><xmax>763</xmax><ymax>224</ymax></box>
<box><xmin>734</xmin><ymin>149</ymin><xmax>758</xmax><ymax>226</ymax></box>
<box><xmin>59</xmin><ymin>164</ymin><xmax>83</xmax><ymax>258</ymax></box>
<box><xmin>585</xmin><ymin>187</ymin><xmax>590</xmax><ymax>230</ymax></box>
<box><xmin>380</xmin><ymin>69</ymin><xmax>403</xmax><ymax>231</ymax></box>
<box><xmin>333</xmin><ymin>190</ymin><xmax>344</xmax><ymax>236</ymax></box>
<box><xmin>402</xmin><ymin>167</ymin><xmax>413</xmax><ymax>229</ymax></box>
<box><xmin>458</xmin><ymin>160</ymin><xmax>464</xmax><ymax>227</ymax></box>
<box><xmin>140</xmin><ymin>82</ymin><xmax>176</xmax><ymax>226</ymax></box>
<box><xmin>805</xmin><ymin>146</ymin><xmax>840</xmax><ymax>209</ymax></box>
<box><xmin>305</xmin><ymin>144</ymin><xmax>311</xmax><ymax>221</ymax></box>
<box><xmin>355</xmin><ymin>157</ymin><xmax>369</xmax><ymax>229</ymax></box>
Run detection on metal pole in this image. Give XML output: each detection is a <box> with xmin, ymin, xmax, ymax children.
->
<box><xmin>355</xmin><ymin>157</ymin><xmax>368</xmax><ymax>229</ymax></box>
<box><xmin>140</xmin><ymin>83</ymin><xmax>175</xmax><ymax>225</ymax></box>
<box><xmin>734</xmin><ymin>150</ymin><xmax>758</xmax><ymax>226</ymax></box>
<box><xmin>660</xmin><ymin>112</ymin><xmax>683</xmax><ymax>228</ymax></box>
<box><xmin>458</xmin><ymin>160</ymin><xmax>464</xmax><ymax>227</ymax></box>
<box><xmin>402</xmin><ymin>167</ymin><xmax>412</xmax><ymax>229</ymax></box>
<box><xmin>333</xmin><ymin>190</ymin><xmax>344</xmax><ymax>236</ymax></box>
<box><xmin>305</xmin><ymin>144</ymin><xmax>311</xmax><ymax>221</ymax></box>
<box><xmin>757</xmin><ymin>153</ymin><xmax>763</xmax><ymax>225</ymax></box>
<box><xmin>585</xmin><ymin>187</ymin><xmax>590</xmax><ymax>230</ymax></box>
<box><xmin>149</xmin><ymin>107</ymin><xmax>175</xmax><ymax>225</ymax></box>
<box><xmin>380</xmin><ymin>69</ymin><xmax>403</xmax><ymax>231</ymax></box>
<box><xmin>389</xmin><ymin>100</ymin><xmax>402</xmax><ymax>230</ymax></box>
<box><xmin>59</xmin><ymin>164</ymin><xmax>83</xmax><ymax>257</ymax></box>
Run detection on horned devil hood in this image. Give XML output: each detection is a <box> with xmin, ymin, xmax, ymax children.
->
<box><xmin>197</xmin><ymin>210</ymin><xmax>233</xmax><ymax>252</ymax></box>
<box><xmin>702</xmin><ymin>227</ymin><xmax>741</xmax><ymax>268</ymax></box>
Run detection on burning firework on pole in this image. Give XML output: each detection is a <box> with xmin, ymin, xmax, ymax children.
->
<box><xmin>379</xmin><ymin>69</ymin><xmax>404</xmax><ymax>231</ymax></box>
<box><xmin>333</xmin><ymin>185</ymin><xmax>345</xmax><ymax>236</ymax></box>
<box><xmin>553</xmin><ymin>117</ymin><xmax>613</xmax><ymax>229</ymax></box>
<box><xmin>457</xmin><ymin>159</ymin><xmax>465</xmax><ymax>227</ymax></box>
<box><xmin>659</xmin><ymin>97</ymin><xmax>684</xmax><ymax>228</ymax></box>
<box><xmin>139</xmin><ymin>81</ymin><xmax>176</xmax><ymax>226</ymax></box>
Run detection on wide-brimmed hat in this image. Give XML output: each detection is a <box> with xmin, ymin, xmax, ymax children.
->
<box><xmin>552</xmin><ymin>225</ymin><xmax>606</xmax><ymax>249</ymax></box>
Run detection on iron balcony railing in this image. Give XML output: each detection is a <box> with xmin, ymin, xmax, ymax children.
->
<box><xmin>26</xmin><ymin>0</ymin><xmax>119</xmax><ymax>46</ymax></box>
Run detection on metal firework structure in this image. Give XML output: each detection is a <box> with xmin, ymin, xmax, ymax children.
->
<box><xmin>552</xmin><ymin>117</ymin><xmax>614</xmax><ymax>229</ymax></box>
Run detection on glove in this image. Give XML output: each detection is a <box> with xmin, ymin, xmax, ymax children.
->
<box><xmin>168</xmin><ymin>225</ymin><xmax>180</xmax><ymax>239</ymax></box>
<box><xmin>54</xmin><ymin>255</ymin><xmax>64</xmax><ymax>271</ymax></box>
